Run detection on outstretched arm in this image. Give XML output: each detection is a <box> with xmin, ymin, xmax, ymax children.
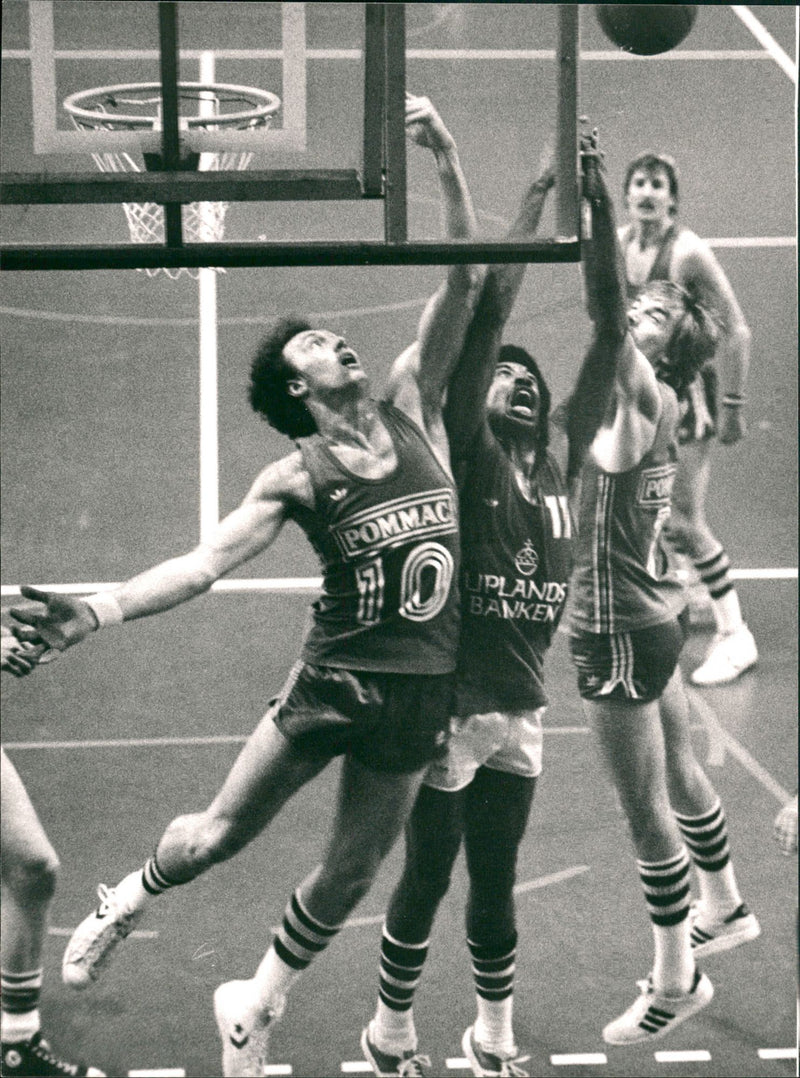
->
<box><xmin>565</xmin><ymin>129</ymin><xmax>659</xmax><ymax>479</ymax></box>
<box><xmin>444</xmin><ymin>155</ymin><xmax>556</xmax><ymax>454</ymax></box>
<box><xmin>11</xmin><ymin>454</ymin><xmax>308</xmax><ymax>651</ymax></box>
<box><xmin>388</xmin><ymin>94</ymin><xmax>484</xmax><ymax>423</ymax></box>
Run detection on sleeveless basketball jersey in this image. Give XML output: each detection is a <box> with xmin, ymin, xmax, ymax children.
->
<box><xmin>457</xmin><ymin>428</ymin><xmax>574</xmax><ymax>709</ymax></box>
<box><xmin>569</xmin><ymin>382</ymin><xmax>685</xmax><ymax>635</ymax></box>
<box><xmin>291</xmin><ymin>401</ymin><xmax>460</xmax><ymax>674</ymax></box>
<box><xmin>623</xmin><ymin>224</ymin><xmax>680</xmax><ymax>303</ymax></box>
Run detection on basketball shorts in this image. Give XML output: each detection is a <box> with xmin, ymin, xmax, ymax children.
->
<box><xmin>677</xmin><ymin>364</ymin><xmax>718</xmax><ymax>446</ymax></box>
<box><xmin>423</xmin><ymin>699</ymin><xmax>546</xmax><ymax>793</ymax></box>
<box><xmin>570</xmin><ymin>617</ymin><xmax>685</xmax><ymax>704</ymax></box>
<box><xmin>270</xmin><ymin>661</ymin><xmax>454</xmax><ymax>774</ymax></box>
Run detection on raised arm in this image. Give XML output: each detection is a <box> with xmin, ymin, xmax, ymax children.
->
<box><xmin>10</xmin><ymin>454</ymin><xmax>309</xmax><ymax>651</ymax></box>
<box><xmin>388</xmin><ymin>94</ymin><xmax>484</xmax><ymax>422</ymax></box>
<box><xmin>675</xmin><ymin>235</ymin><xmax>751</xmax><ymax>444</ymax></box>
<box><xmin>443</xmin><ymin>156</ymin><xmax>556</xmax><ymax>454</ymax></box>
<box><xmin>565</xmin><ymin>130</ymin><xmax>660</xmax><ymax>480</ymax></box>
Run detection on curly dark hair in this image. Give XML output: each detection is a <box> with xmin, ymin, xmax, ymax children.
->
<box><xmin>641</xmin><ymin>281</ymin><xmax>719</xmax><ymax>397</ymax></box>
<box><xmin>497</xmin><ymin>343</ymin><xmax>552</xmax><ymax>457</ymax></box>
<box><xmin>624</xmin><ymin>152</ymin><xmax>680</xmax><ymax>216</ymax></box>
<box><xmin>249</xmin><ymin>317</ymin><xmax>318</xmax><ymax>438</ymax></box>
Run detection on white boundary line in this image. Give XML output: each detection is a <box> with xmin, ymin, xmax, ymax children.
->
<box><xmin>731</xmin><ymin>6</ymin><xmax>798</xmax><ymax>83</ymax></box>
<box><xmin>1</xmin><ymin>569</ymin><xmax>796</xmax><ymax>600</ymax></box>
<box><xmin>0</xmin><ymin>48</ymin><xmax>790</xmax><ymax>64</ymax></box>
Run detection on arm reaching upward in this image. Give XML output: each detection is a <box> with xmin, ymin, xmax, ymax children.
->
<box><xmin>388</xmin><ymin>94</ymin><xmax>484</xmax><ymax>427</ymax></box>
<box><xmin>443</xmin><ymin>156</ymin><xmax>556</xmax><ymax>454</ymax></box>
<box><xmin>566</xmin><ymin>128</ymin><xmax>659</xmax><ymax>480</ymax></box>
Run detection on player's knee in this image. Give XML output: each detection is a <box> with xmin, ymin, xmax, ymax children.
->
<box><xmin>5</xmin><ymin>848</ymin><xmax>59</xmax><ymax>903</ymax></box>
<box><xmin>164</xmin><ymin>811</ymin><xmax>238</xmax><ymax>871</ymax></box>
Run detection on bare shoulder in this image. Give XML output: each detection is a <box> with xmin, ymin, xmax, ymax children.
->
<box><xmin>673</xmin><ymin>227</ymin><xmax>713</xmax><ymax>267</ymax></box>
<box><xmin>246</xmin><ymin>450</ymin><xmax>314</xmax><ymax>509</ymax></box>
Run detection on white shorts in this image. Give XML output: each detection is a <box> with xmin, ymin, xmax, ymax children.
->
<box><xmin>424</xmin><ymin>706</ymin><xmax>545</xmax><ymax>792</ymax></box>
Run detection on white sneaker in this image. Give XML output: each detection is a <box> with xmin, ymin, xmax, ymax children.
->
<box><xmin>62</xmin><ymin>884</ymin><xmax>142</xmax><ymax>988</ymax></box>
<box><xmin>461</xmin><ymin>1026</ymin><xmax>530</xmax><ymax>1076</ymax></box>
<box><xmin>602</xmin><ymin>969</ymin><xmax>713</xmax><ymax>1046</ymax></box>
<box><xmin>213</xmin><ymin>979</ymin><xmax>284</xmax><ymax>1078</ymax></box>
<box><xmin>689</xmin><ymin>901</ymin><xmax>761</xmax><ymax>957</ymax></box>
<box><xmin>690</xmin><ymin>626</ymin><xmax>758</xmax><ymax>686</ymax></box>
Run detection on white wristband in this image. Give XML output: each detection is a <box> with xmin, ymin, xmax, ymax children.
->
<box><xmin>85</xmin><ymin>592</ymin><xmax>125</xmax><ymax>628</ymax></box>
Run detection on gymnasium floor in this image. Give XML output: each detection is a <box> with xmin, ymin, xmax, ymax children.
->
<box><xmin>1</xmin><ymin>5</ymin><xmax>797</xmax><ymax>1077</ymax></box>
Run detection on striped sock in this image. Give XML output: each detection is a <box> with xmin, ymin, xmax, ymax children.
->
<box><xmin>252</xmin><ymin>890</ymin><xmax>342</xmax><ymax>1012</ymax></box>
<box><xmin>1</xmin><ymin>969</ymin><xmax>42</xmax><ymax>1042</ymax></box>
<box><xmin>694</xmin><ymin>548</ymin><xmax>744</xmax><ymax>634</ymax></box>
<box><xmin>468</xmin><ymin>935</ymin><xmax>517</xmax><ymax>1055</ymax></box>
<box><xmin>141</xmin><ymin>854</ymin><xmax>182</xmax><ymax>896</ymax></box>
<box><xmin>272</xmin><ymin>889</ymin><xmax>342</xmax><ymax>973</ymax></box>
<box><xmin>371</xmin><ymin>928</ymin><xmax>428</xmax><ymax>1052</ymax></box>
<box><xmin>675</xmin><ymin>800</ymin><xmax>743</xmax><ymax>915</ymax></box>
<box><xmin>637</xmin><ymin>850</ymin><xmax>694</xmax><ymax>994</ymax></box>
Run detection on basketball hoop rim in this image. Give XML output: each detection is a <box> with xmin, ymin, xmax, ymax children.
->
<box><xmin>63</xmin><ymin>81</ymin><xmax>281</xmax><ymax>129</ymax></box>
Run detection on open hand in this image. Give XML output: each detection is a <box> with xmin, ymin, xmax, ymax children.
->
<box><xmin>405</xmin><ymin>92</ymin><xmax>456</xmax><ymax>154</ymax></box>
<box><xmin>10</xmin><ymin>585</ymin><xmax>98</xmax><ymax>651</ymax></box>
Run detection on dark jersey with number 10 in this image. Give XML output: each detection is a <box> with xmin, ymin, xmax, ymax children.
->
<box><xmin>290</xmin><ymin>401</ymin><xmax>461</xmax><ymax>675</ymax></box>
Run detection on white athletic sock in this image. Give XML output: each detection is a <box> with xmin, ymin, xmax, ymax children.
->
<box><xmin>116</xmin><ymin>868</ymin><xmax>150</xmax><ymax>912</ymax></box>
<box><xmin>712</xmin><ymin>591</ymin><xmax>745</xmax><ymax>635</ymax></box>
<box><xmin>474</xmin><ymin>996</ymin><xmax>515</xmax><ymax>1055</ymax></box>
<box><xmin>251</xmin><ymin>947</ymin><xmax>296</xmax><ymax>1015</ymax></box>
<box><xmin>371</xmin><ymin>1006</ymin><xmax>417</xmax><ymax>1054</ymax></box>
<box><xmin>1</xmin><ymin>968</ymin><xmax>42</xmax><ymax>1042</ymax></box>
<box><xmin>1</xmin><ymin>1009</ymin><xmax>40</xmax><ymax>1044</ymax></box>
<box><xmin>652</xmin><ymin>920</ymin><xmax>695</xmax><ymax>996</ymax></box>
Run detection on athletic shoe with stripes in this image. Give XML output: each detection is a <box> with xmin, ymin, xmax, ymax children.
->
<box><xmin>461</xmin><ymin>1026</ymin><xmax>530</xmax><ymax>1077</ymax></box>
<box><xmin>689</xmin><ymin>901</ymin><xmax>761</xmax><ymax>957</ymax></box>
<box><xmin>360</xmin><ymin>1025</ymin><xmax>431</xmax><ymax>1076</ymax></box>
<box><xmin>62</xmin><ymin>885</ymin><xmax>142</xmax><ymax>988</ymax></box>
<box><xmin>602</xmin><ymin>969</ymin><xmax>713</xmax><ymax>1046</ymax></box>
<box><xmin>1</xmin><ymin>1032</ymin><xmax>106</xmax><ymax>1076</ymax></box>
<box><xmin>213</xmin><ymin>979</ymin><xmax>284</xmax><ymax>1078</ymax></box>
<box><xmin>690</xmin><ymin>626</ymin><xmax>758</xmax><ymax>686</ymax></box>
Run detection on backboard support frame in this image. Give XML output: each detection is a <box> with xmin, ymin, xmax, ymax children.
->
<box><xmin>0</xmin><ymin>2</ymin><xmax>581</xmax><ymax>270</ymax></box>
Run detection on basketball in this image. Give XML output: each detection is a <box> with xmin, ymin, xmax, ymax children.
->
<box><xmin>594</xmin><ymin>5</ymin><xmax>697</xmax><ymax>56</ymax></box>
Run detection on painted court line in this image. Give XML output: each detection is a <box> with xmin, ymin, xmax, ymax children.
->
<box><xmin>551</xmin><ymin>1053</ymin><xmax>608</xmax><ymax>1066</ymax></box>
<box><xmin>128</xmin><ymin>1071</ymin><xmax>186</xmax><ymax>1077</ymax></box>
<box><xmin>49</xmin><ymin>926</ymin><xmax>158</xmax><ymax>940</ymax></box>
<box><xmin>2</xmin><ymin>568</ymin><xmax>796</xmax><ymax>600</ymax></box>
<box><xmin>731</xmin><ymin>6</ymin><xmax>797</xmax><ymax>82</ymax></box>
<box><xmin>758</xmin><ymin>1047</ymin><xmax>799</xmax><ymax>1060</ymax></box>
<box><xmin>654</xmin><ymin>1049</ymin><xmax>713</xmax><ymax>1062</ymax></box>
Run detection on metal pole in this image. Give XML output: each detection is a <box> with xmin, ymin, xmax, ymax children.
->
<box><xmin>363</xmin><ymin>4</ymin><xmax>386</xmax><ymax>197</ymax></box>
<box><xmin>158</xmin><ymin>1</ymin><xmax>184</xmax><ymax>247</ymax></box>
<box><xmin>383</xmin><ymin>3</ymin><xmax>407</xmax><ymax>243</ymax></box>
<box><xmin>556</xmin><ymin>5</ymin><xmax>580</xmax><ymax>242</ymax></box>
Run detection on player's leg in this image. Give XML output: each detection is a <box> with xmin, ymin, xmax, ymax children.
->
<box><xmin>62</xmin><ymin>709</ymin><xmax>329</xmax><ymax>989</ymax></box>
<box><xmin>217</xmin><ymin>755</ymin><xmax>428</xmax><ymax>1077</ymax></box>
<box><xmin>461</xmin><ymin>765</ymin><xmax>536</xmax><ymax>1073</ymax></box>
<box><xmin>669</xmin><ymin>441</ymin><xmax>757</xmax><ymax>684</ymax></box>
<box><xmin>364</xmin><ymin>783</ymin><xmax>465</xmax><ymax>1071</ymax></box>
<box><xmin>1</xmin><ymin>749</ymin><xmax>105</xmax><ymax>1077</ymax></box>
<box><xmin>585</xmin><ymin>695</ymin><xmax>712</xmax><ymax>1044</ymax></box>
<box><xmin>659</xmin><ymin>670</ymin><xmax>759</xmax><ymax>955</ymax></box>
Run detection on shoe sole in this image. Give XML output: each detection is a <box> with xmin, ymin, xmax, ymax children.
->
<box><xmin>691</xmin><ymin>919</ymin><xmax>761</xmax><ymax>958</ymax></box>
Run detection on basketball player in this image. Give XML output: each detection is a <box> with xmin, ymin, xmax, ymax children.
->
<box><xmin>1</xmin><ymin>625</ymin><xmax>106</xmax><ymax>1078</ymax></box>
<box><xmin>568</xmin><ymin>131</ymin><xmax>759</xmax><ymax>1046</ymax></box>
<box><xmin>10</xmin><ymin>95</ymin><xmax>485</xmax><ymax>1078</ymax></box>
<box><xmin>620</xmin><ymin>152</ymin><xmax>757</xmax><ymax>685</ymax></box>
<box><xmin>361</xmin><ymin>160</ymin><xmax>574</xmax><ymax>1078</ymax></box>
